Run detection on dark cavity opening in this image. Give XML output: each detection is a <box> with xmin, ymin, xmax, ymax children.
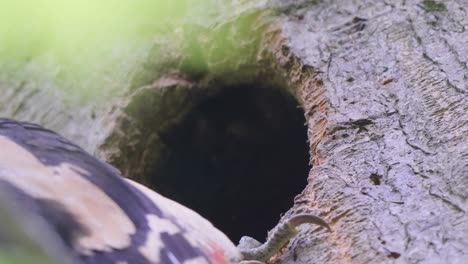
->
<box><xmin>150</xmin><ymin>85</ymin><xmax>310</xmax><ymax>242</ymax></box>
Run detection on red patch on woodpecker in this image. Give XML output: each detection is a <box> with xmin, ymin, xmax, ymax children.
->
<box><xmin>207</xmin><ymin>242</ymin><xmax>230</xmax><ymax>264</ymax></box>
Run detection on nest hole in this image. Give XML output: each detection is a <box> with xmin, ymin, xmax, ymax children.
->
<box><xmin>150</xmin><ymin>85</ymin><xmax>310</xmax><ymax>242</ymax></box>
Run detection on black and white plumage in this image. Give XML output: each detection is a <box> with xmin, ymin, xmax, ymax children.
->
<box><xmin>0</xmin><ymin>118</ymin><xmax>239</xmax><ymax>264</ymax></box>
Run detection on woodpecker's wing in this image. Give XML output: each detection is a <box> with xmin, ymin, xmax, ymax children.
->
<box><xmin>0</xmin><ymin>118</ymin><xmax>237</xmax><ymax>264</ymax></box>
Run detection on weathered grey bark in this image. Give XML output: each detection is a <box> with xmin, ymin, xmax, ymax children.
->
<box><xmin>275</xmin><ymin>0</ymin><xmax>468</xmax><ymax>263</ymax></box>
<box><xmin>1</xmin><ymin>0</ymin><xmax>467</xmax><ymax>263</ymax></box>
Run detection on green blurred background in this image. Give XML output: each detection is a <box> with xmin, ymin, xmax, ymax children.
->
<box><xmin>0</xmin><ymin>0</ymin><xmax>221</xmax><ymax>99</ymax></box>
<box><xmin>0</xmin><ymin>0</ymin><xmax>207</xmax><ymax>57</ymax></box>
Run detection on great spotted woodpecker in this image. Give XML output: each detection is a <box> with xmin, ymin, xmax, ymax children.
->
<box><xmin>0</xmin><ymin>118</ymin><xmax>330</xmax><ymax>264</ymax></box>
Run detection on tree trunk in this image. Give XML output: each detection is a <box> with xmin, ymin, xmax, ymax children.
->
<box><xmin>1</xmin><ymin>0</ymin><xmax>467</xmax><ymax>263</ymax></box>
<box><xmin>272</xmin><ymin>1</ymin><xmax>468</xmax><ymax>263</ymax></box>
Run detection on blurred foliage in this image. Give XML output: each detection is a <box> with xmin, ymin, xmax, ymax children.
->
<box><xmin>0</xmin><ymin>252</ymin><xmax>51</xmax><ymax>264</ymax></box>
<box><xmin>0</xmin><ymin>0</ymin><xmax>228</xmax><ymax>99</ymax></box>
<box><xmin>0</xmin><ymin>201</ymin><xmax>54</xmax><ymax>264</ymax></box>
<box><xmin>0</xmin><ymin>0</ymin><xmax>203</xmax><ymax>58</ymax></box>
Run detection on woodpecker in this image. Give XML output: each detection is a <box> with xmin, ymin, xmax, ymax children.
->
<box><xmin>0</xmin><ymin>118</ymin><xmax>330</xmax><ymax>264</ymax></box>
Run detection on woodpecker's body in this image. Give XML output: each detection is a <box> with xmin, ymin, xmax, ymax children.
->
<box><xmin>0</xmin><ymin>119</ymin><xmax>240</xmax><ymax>263</ymax></box>
<box><xmin>0</xmin><ymin>119</ymin><xmax>330</xmax><ymax>264</ymax></box>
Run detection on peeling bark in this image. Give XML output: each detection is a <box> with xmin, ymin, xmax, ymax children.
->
<box><xmin>1</xmin><ymin>0</ymin><xmax>467</xmax><ymax>263</ymax></box>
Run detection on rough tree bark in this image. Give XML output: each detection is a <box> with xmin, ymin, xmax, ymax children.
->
<box><xmin>0</xmin><ymin>0</ymin><xmax>467</xmax><ymax>263</ymax></box>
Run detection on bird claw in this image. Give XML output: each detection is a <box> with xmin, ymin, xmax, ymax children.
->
<box><xmin>238</xmin><ymin>236</ymin><xmax>263</xmax><ymax>251</ymax></box>
<box><xmin>286</xmin><ymin>213</ymin><xmax>332</xmax><ymax>232</ymax></box>
<box><xmin>237</xmin><ymin>213</ymin><xmax>331</xmax><ymax>263</ymax></box>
